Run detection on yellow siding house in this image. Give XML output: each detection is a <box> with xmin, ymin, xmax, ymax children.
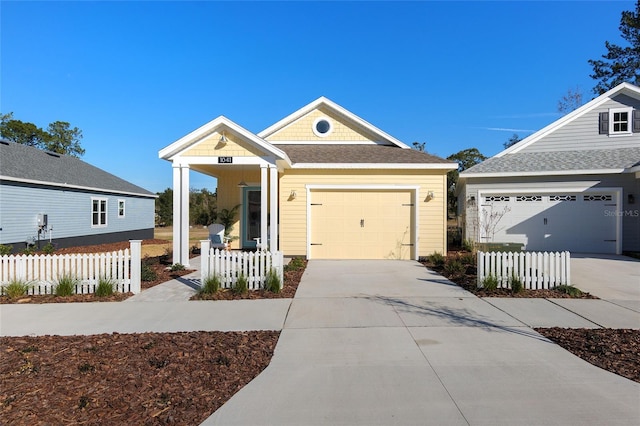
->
<box><xmin>159</xmin><ymin>97</ymin><xmax>457</xmax><ymax>265</ymax></box>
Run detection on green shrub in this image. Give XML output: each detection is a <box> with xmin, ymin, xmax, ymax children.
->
<box><xmin>232</xmin><ymin>274</ymin><xmax>248</xmax><ymax>295</ymax></box>
<box><xmin>510</xmin><ymin>274</ymin><xmax>524</xmax><ymax>293</ymax></box>
<box><xmin>22</xmin><ymin>246</ymin><xmax>35</xmax><ymax>255</ymax></box>
<box><xmin>55</xmin><ymin>274</ymin><xmax>77</xmax><ymax>297</ymax></box>
<box><xmin>265</xmin><ymin>268</ymin><xmax>281</xmax><ymax>293</ymax></box>
<box><xmin>0</xmin><ymin>244</ymin><xmax>13</xmax><ymax>256</ymax></box>
<box><xmin>95</xmin><ymin>277</ymin><xmax>115</xmax><ymax>297</ymax></box>
<box><xmin>2</xmin><ymin>279</ymin><xmax>31</xmax><ymax>298</ymax></box>
<box><xmin>200</xmin><ymin>275</ymin><xmax>220</xmax><ymax>294</ymax></box>
<box><xmin>284</xmin><ymin>257</ymin><xmax>306</xmax><ymax>272</ymax></box>
<box><xmin>427</xmin><ymin>251</ymin><xmax>445</xmax><ymax>266</ymax></box>
<box><xmin>459</xmin><ymin>252</ymin><xmax>476</xmax><ymax>266</ymax></box>
<box><xmin>482</xmin><ymin>275</ymin><xmax>499</xmax><ymax>291</ymax></box>
<box><xmin>170</xmin><ymin>263</ymin><xmax>185</xmax><ymax>272</ymax></box>
<box><xmin>462</xmin><ymin>239</ymin><xmax>476</xmax><ymax>252</ymax></box>
<box><xmin>42</xmin><ymin>242</ymin><xmax>55</xmax><ymax>254</ymax></box>
<box><xmin>141</xmin><ymin>263</ymin><xmax>157</xmax><ymax>282</ymax></box>
<box><xmin>554</xmin><ymin>284</ymin><xmax>583</xmax><ymax>297</ymax></box>
<box><xmin>444</xmin><ymin>259</ymin><xmax>465</xmax><ymax>276</ymax></box>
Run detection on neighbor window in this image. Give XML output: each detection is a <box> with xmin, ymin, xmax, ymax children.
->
<box><xmin>601</xmin><ymin>107</ymin><xmax>635</xmax><ymax>135</ymax></box>
<box><xmin>92</xmin><ymin>198</ymin><xmax>107</xmax><ymax>227</ymax></box>
<box><xmin>611</xmin><ymin>108</ymin><xmax>630</xmax><ymax>133</ymax></box>
<box><xmin>118</xmin><ymin>200</ymin><xmax>125</xmax><ymax>218</ymax></box>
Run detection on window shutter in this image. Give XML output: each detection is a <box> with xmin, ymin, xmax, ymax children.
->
<box><xmin>598</xmin><ymin>112</ymin><xmax>609</xmax><ymax>134</ymax></box>
<box><xmin>633</xmin><ymin>110</ymin><xmax>640</xmax><ymax>133</ymax></box>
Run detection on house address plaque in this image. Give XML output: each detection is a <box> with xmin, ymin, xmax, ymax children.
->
<box><xmin>218</xmin><ymin>157</ymin><xmax>233</xmax><ymax>164</ymax></box>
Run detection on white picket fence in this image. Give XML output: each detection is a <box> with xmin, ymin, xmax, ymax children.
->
<box><xmin>0</xmin><ymin>240</ymin><xmax>142</xmax><ymax>295</ymax></box>
<box><xmin>200</xmin><ymin>240</ymin><xmax>284</xmax><ymax>290</ymax></box>
<box><xmin>477</xmin><ymin>251</ymin><xmax>570</xmax><ymax>289</ymax></box>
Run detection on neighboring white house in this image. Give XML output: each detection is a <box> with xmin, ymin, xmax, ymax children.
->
<box><xmin>457</xmin><ymin>82</ymin><xmax>640</xmax><ymax>254</ymax></box>
<box><xmin>0</xmin><ymin>140</ymin><xmax>156</xmax><ymax>252</ymax></box>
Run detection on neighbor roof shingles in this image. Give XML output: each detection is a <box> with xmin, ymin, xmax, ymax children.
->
<box><xmin>278</xmin><ymin>144</ymin><xmax>453</xmax><ymax>164</ymax></box>
<box><xmin>463</xmin><ymin>147</ymin><xmax>640</xmax><ymax>175</ymax></box>
<box><xmin>0</xmin><ymin>140</ymin><xmax>155</xmax><ymax>196</ymax></box>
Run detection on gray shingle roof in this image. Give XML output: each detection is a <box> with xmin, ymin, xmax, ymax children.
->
<box><xmin>0</xmin><ymin>140</ymin><xmax>155</xmax><ymax>197</ymax></box>
<box><xmin>462</xmin><ymin>147</ymin><xmax>640</xmax><ymax>175</ymax></box>
<box><xmin>278</xmin><ymin>144</ymin><xmax>454</xmax><ymax>165</ymax></box>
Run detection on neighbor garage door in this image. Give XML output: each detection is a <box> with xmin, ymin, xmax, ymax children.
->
<box><xmin>310</xmin><ymin>190</ymin><xmax>413</xmax><ymax>259</ymax></box>
<box><xmin>480</xmin><ymin>192</ymin><xmax>618</xmax><ymax>253</ymax></box>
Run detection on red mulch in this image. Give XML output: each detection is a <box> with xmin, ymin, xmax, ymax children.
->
<box><xmin>191</xmin><ymin>259</ymin><xmax>307</xmax><ymax>300</ymax></box>
<box><xmin>0</xmin><ymin>331</ymin><xmax>279</xmax><ymax>425</ymax></box>
<box><xmin>535</xmin><ymin>328</ymin><xmax>640</xmax><ymax>383</ymax></box>
<box><xmin>422</xmin><ymin>251</ymin><xmax>597</xmax><ymax>299</ymax></box>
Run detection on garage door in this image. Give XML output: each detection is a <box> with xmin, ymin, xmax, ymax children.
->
<box><xmin>480</xmin><ymin>192</ymin><xmax>618</xmax><ymax>253</ymax></box>
<box><xmin>310</xmin><ymin>190</ymin><xmax>413</xmax><ymax>259</ymax></box>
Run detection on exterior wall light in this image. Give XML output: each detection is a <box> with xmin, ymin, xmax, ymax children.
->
<box><xmin>629</xmin><ymin>194</ymin><xmax>635</xmax><ymax>204</ymax></box>
<box><xmin>289</xmin><ymin>190</ymin><xmax>297</xmax><ymax>200</ymax></box>
<box><xmin>219</xmin><ymin>131</ymin><xmax>228</xmax><ymax>145</ymax></box>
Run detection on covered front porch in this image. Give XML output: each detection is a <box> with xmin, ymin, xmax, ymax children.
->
<box><xmin>159</xmin><ymin>117</ymin><xmax>290</xmax><ymax>267</ymax></box>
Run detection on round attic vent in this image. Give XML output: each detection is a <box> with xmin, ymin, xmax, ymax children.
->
<box><xmin>313</xmin><ymin>117</ymin><xmax>333</xmax><ymax>137</ymax></box>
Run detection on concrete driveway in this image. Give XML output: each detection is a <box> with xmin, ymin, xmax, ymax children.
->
<box><xmin>571</xmin><ymin>253</ymin><xmax>640</xmax><ymax>303</ymax></box>
<box><xmin>204</xmin><ymin>260</ymin><xmax>640</xmax><ymax>426</ymax></box>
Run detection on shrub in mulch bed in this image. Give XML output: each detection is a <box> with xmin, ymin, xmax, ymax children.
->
<box><xmin>1</xmin><ymin>258</ymin><xmax>193</xmax><ymax>304</ymax></box>
<box><xmin>0</xmin><ymin>293</ymin><xmax>132</xmax><ymax>304</ymax></box>
<box><xmin>0</xmin><ymin>330</ymin><xmax>280</xmax><ymax>425</ymax></box>
<box><xmin>192</xmin><ymin>258</ymin><xmax>307</xmax><ymax>301</ymax></box>
<box><xmin>422</xmin><ymin>250</ymin><xmax>596</xmax><ymax>299</ymax></box>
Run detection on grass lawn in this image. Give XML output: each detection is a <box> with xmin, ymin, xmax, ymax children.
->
<box><xmin>154</xmin><ymin>226</ymin><xmax>210</xmax><ymax>249</ymax></box>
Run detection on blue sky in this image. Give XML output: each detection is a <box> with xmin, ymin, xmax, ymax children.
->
<box><xmin>1</xmin><ymin>0</ymin><xmax>632</xmax><ymax>193</ymax></box>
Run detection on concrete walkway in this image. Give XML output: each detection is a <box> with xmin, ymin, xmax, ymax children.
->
<box><xmin>204</xmin><ymin>260</ymin><xmax>640</xmax><ymax>426</ymax></box>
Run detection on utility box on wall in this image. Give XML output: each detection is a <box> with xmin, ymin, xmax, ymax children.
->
<box><xmin>37</xmin><ymin>213</ymin><xmax>48</xmax><ymax>228</ymax></box>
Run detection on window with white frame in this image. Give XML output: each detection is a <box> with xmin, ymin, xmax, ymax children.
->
<box><xmin>92</xmin><ymin>198</ymin><xmax>107</xmax><ymax>227</ymax></box>
<box><xmin>118</xmin><ymin>199</ymin><xmax>125</xmax><ymax>218</ymax></box>
<box><xmin>611</xmin><ymin>107</ymin><xmax>631</xmax><ymax>134</ymax></box>
<box><xmin>599</xmin><ymin>107</ymin><xmax>640</xmax><ymax>135</ymax></box>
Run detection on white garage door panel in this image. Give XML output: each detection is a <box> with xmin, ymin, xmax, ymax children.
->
<box><xmin>481</xmin><ymin>193</ymin><xmax>617</xmax><ymax>254</ymax></box>
<box><xmin>310</xmin><ymin>190</ymin><xmax>413</xmax><ymax>259</ymax></box>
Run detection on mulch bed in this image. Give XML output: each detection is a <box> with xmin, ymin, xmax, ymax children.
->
<box><xmin>191</xmin><ymin>259</ymin><xmax>307</xmax><ymax>300</ymax></box>
<box><xmin>0</xmin><ymin>331</ymin><xmax>279</xmax><ymax>425</ymax></box>
<box><xmin>535</xmin><ymin>328</ymin><xmax>640</xmax><ymax>383</ymax></box>
<box><xmin>422</xmin><ymin>251</ymin><xmax>597</xmax><ymax>299</ymax></box>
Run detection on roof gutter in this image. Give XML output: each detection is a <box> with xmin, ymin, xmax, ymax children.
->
<box><xmin>0</xmin><ymin>176</ymin><xmax>158</xmax><ymax>198</ymax></box>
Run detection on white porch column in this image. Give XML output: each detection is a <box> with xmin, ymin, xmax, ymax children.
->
<box><xmin>171</xmin><ymin>163</ymin><xmax>191</xmax><ymax>266</ymax></box>
<box><xmin>269</xmin><ymin>164</ymin><xmax>278</xmax><ymax>251</ymax></box>
<box><xmin>260</xmin><ymin>165</ymin><xmax>268</xmax><ymax>251</ymax></box>
<box><xmin>172</xmin><ymin>164</ymin><xmax>182</xmax><ymax>265</ymax></box>
<box><xmin>180</xmin><ymin>164</ymin><xmax>190</xmax><ymax>266</ymax></box>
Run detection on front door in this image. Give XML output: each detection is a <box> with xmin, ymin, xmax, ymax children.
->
<box><xmin>242</xmin><ymin>187</ymin><xmax>261</xmax><ymax>249</ymax></box>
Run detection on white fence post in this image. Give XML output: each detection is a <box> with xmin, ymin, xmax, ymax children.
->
<box><xmin>129</xmin><ymin>240</ymin><xmax>142</xmax><ymax>294</ymax></box>
<box><xmin>200</xmin><ymin>240</ymin><xmax>211</xmax><ymax>280</ymax></box>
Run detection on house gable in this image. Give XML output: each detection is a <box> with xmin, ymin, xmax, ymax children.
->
<box><xmin>159</xmin><ymin>116</ymin><xmax>290</xmax><ymax>164</ymax></box>
<box><xmin>498</xmin><ymin>83</ymin><xmax>640</xmax><ymax>157</ymax></box>
<box><xmin>258</xmin><ymin>97</ymin><xmax>410</xmax><ymax>148</ymax></box>
<box><xmin>265</xmin><ymin>106</ymin><xmax>386</xmax><ymax>144</ymax></box>
<box><xmin>182</xmin><ymin>130</ymin><xmax>269</xmax><ymax>158</ymax></box>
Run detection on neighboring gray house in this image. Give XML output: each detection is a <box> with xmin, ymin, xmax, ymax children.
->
<box><xmin>0</xmin><ymin>140</ymin><xmax>156</xmax><ymax>252</ymax></box>
<box><xmin>458</xmin><ymin>82</ymin><xmax>640</xmax><ymax>255</ymax></box>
